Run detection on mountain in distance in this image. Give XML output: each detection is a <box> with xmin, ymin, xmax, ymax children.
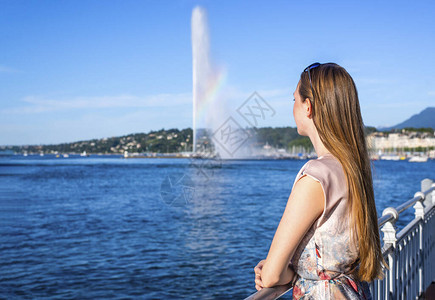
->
<box><xmin>378</xmin><ymin>107</ymin><xmax>435</xmax><ymax>131</ymax></box>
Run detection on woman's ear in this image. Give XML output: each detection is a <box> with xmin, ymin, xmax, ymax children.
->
<box><xmin>305</xmin><ymin>98</ymin><xmax>313</xmax><ymax>118</ymax></box>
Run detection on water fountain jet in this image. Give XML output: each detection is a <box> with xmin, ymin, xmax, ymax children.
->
<box><xmin>191</xmin><ymin>7</ymin><xmax>255</xmax><ymax>159</ymax></box>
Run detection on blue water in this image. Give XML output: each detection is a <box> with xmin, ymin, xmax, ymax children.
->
<box><xmin>0</xmin><ymin>155</ymin><xmax>433</xmax><ymax>299</ymax></box>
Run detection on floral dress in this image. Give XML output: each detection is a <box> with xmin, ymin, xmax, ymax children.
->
<box><xmin>290</xmin><ymin>154</ymin><xmax>372</xmax><ymax>299</ymax></box>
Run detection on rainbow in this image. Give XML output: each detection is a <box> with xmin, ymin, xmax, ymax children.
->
<box><xmin>195</xmin><ymin>68</ymin><xmax>227</xmax><ymax>123</ymax></box>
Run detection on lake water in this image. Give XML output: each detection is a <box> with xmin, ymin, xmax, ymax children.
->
<box><xmin>0</xmin><ymin>155</ymin><xmax>433</xmax><ymax>299</ymax></box>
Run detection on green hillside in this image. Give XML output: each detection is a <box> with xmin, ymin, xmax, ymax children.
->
<box><xmin>2</xmin><ymin>125</ymin><xmax>418</xmax><ymax>155</ymax></box>
<box><xmin>2</xmin><ymin>127</ymin><xmax>313</xmax><ymax>154</ymax></box>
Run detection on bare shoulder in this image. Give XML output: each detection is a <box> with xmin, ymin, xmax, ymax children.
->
<box><xmin>293</xmin><ymin>174</ymin><xmax>323</xmax><ymax>197</ymax></box>
<box><xmin>287</xmin><ymin>174</ymin><xmax>324</xmax><ymax>218</ymax></box>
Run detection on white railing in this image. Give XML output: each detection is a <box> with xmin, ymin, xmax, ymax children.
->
<box><xmin>244</xmin><ymin>178</ymin><xmax>435</xmax><ymax>300</ymax></box>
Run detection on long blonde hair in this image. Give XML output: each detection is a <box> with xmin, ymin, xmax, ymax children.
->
<box><xmin>299</xmin><ymin>63</ymin><xmax>387</xmax><ymax>282</ymax></box>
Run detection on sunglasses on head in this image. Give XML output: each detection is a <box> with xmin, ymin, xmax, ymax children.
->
<box><xmin>304</xmin><ymin>62</ymin><xmax>321</xmax><ymax>102</ymax></box>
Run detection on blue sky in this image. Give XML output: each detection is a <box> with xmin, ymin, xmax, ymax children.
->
<box><xmin>1</xmin><ymin>0</ymin><xmax>434</xmax><ymax>145</ymax></box>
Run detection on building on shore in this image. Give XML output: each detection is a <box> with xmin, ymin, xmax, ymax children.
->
<box><xmin>367</xmin><ymin>131</ymin><xmax>435</xmax><ymax>158</ymax></box>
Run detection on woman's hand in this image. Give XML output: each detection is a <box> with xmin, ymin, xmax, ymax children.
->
<box><xmin>254</xmin><ymin>259</ymin><xmax>266</xmax><ymax>291</ymax></box>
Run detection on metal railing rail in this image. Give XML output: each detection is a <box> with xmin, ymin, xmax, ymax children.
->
<box><xmin>244</xmin><ymin>179</ymin><xmax>435</xmax><ymax>300</ymax></box>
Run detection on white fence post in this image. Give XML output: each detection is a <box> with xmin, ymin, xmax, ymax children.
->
<box><xmin>381</xmin><ymin>207</ymin><xmax>398</xmax><ymax>299</ymax></box>
<box><xmin>381</xmin><ymin>208</ymin><xmax>399</xmax><ymax>247</ymax></box>
<box><xmin>413</xmin><ymin>192</ymin><xmax>425</xmax><ymax>219</ymax></box>
<box><xmin>431</xmin><ymin>183</ymin><xmax>435</xmax><ymax>207</ymax></box>
<box><xmin>414</xmin><ymin>190</ymin><xmax>425</xmax><ymax>297</ymax></box>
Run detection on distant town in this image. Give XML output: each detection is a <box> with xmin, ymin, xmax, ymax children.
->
<box><xmin>367</xmin><ymin>129</ymin><xmax>435</xmax><ymax>161</ymax></box>
<box><xmin>1</xmin><ymin>126</ymin><xmax>434</xmax><ymax>162</ymax></box>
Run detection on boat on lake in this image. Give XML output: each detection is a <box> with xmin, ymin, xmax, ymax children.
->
<box><xmin>380</xmin><ymin>154</ymin><xmax>400</xmax><ymax>161</ymax></box>
<box><xmin>408</xmin><ymin>155</ymin><xmax>429</xmax><ymax>162</ymax></box>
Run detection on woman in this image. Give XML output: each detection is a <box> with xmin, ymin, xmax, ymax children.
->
<box><xmin>254</xmin><ymin>63</ymin><xmax>387</xmax><ymax>299</ymax></box>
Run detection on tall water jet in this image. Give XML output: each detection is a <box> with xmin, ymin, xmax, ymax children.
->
<box><xmin>191</xmin><ymin>6</ymin><xmax>255</xmax><ymax>159</ymax></box>
<box><xmin>191</xmin><ymin>7</ymin><xmax>211</xmax><ymax>154</ymax></box>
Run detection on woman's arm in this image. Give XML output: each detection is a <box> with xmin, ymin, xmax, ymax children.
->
<box><xmin>260</xmin><ymin>175</ymin><xmax>325</xmax><ymax>288</ymax></box>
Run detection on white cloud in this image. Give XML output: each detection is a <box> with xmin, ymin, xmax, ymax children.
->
<box><xmin>0</xmin><ymin>86</ymin><xmax>296</xmax><ymax>145</ymax></box>
<box><xmin>0</xmin><ymin>106</ymin><xmax>193</xmax><ymax>145</ymax></box>
<box><xmin>0</xmin><ymin>92</ymin><xmax>193</xmax><ymax>114</ymax></box>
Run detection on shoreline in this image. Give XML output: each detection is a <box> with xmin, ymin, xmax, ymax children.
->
<box><xmin>2</xmin><ymin>152</ymin><xmax>433</xmax><ymax>162</ymax></box>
